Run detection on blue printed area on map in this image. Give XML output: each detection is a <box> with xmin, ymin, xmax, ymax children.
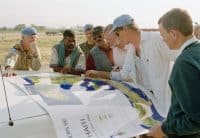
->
<box><xmin>22</xmin><ymin>76</ymin><xmax>164</xmax><ymax>120</ymax></box>
<box><xmin>23</xmin><ymin>77</ymin><xmax>34</xmax><ymax>85</ymax></box>
<box><xmin>140</xmin><ymin>124</ymin><xmax>151</xmax><ymax>129</ymax></box>
<box><xmin>121</xmin><ymin>82</ymin><xmax>164</xmax><ymax>122</ymax></box>
<box><xmin>60</xmin><ymin>83</ymin><xmax>72</xmax><ymax>89</ymax></box>
<box><xmin>150</xmin><ymin>104</ymin><xmax>165</xmax><ymax>121</ymax></box>
<box><xmin>79</xmin><ymin>78</ymin><xmax>116</xmax><ymax>91</ymax></box>
<box><xmin>121</xmin><ymin>82</ymin><xmax>149</xmax><ymax>101</ymax></box>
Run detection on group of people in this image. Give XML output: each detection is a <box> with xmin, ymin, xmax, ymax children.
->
<box><xmin>3</xmin><ymin>8</ymin><xmax>200</xmax><ymax>138</ymax></box>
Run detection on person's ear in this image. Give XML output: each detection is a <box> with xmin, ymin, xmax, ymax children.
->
<box><xmin>170</xmin><ymin>30</ymin><xmax>178</xmax><ymax>41</ymax></box>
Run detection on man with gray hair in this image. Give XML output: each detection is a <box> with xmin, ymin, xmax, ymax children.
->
<box><xmin>4</xmin><ymin>27</ymin><xmax>41</xmax><ymax>76</ymax></box>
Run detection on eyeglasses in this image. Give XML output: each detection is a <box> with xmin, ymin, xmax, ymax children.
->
<box><xmin>115</xmin><ymin>32</ymin><xmax>119</xmax><ymax>36</ymax></box>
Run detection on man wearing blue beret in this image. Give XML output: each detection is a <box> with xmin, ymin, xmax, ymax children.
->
<box><xmin>79</xmin><ymin>24</ymin><xmax>95</xmax><ymax>59</ymax></box>
<box><xmin>4</xmin><ymin>27</ymin><xmax>41</xmax><ymax>76</ymax></box>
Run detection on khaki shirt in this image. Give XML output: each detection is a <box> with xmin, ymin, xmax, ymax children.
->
<box><xmin>4</xmin><ymin>43</ymin><xmax>41</xmax><ymax>71</ymax></box>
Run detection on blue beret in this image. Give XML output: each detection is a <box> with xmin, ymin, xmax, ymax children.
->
<box><xmin>83</xmin><ymin>24</ymin><xmax>93</xmax><ymax>32</ymax></box>
<box><xmin>21</xmin><ymin>27</ymin><xmax>37</xmax><ymax>35</ymax></box>
<box><xmin>112</xmin><ymin>14</ymin><xmax>134</xmax><ymax>31</ymax></box>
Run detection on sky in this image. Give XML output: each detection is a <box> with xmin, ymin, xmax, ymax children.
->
<box><xmin>0</xmin><ymin>0</ymin><xmax>199</xmax><ymax>28</ymax></box>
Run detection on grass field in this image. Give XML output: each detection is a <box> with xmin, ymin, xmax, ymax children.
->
<box><xmin>0</xmin><ymin>32</ymin><xmax>85</xmax><ymax>71</ymax></box>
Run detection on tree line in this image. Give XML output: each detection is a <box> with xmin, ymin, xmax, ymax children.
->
<box><xmin>0</xmin><ymin>24</ymin><xmax>83</xmax><ymax>34</ymax></box>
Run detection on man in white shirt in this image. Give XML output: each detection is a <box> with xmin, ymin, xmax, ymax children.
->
<box><xmin>112</xmin><ymin>14</ymin><xmax>177</xmax><ymax>116</ymax></box>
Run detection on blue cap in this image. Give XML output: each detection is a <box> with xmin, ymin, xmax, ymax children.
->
<box><xmin>21</xmin><ymin>27</ymin><xmax>37</xmax><ymax>35</ymax></box>
<box><xmin>83</xmin><ymin>24</ymin><xmax>93</xmax><ymax>32</ymax></box>
<box><xmin>112</xmin><ymin>14</ymin><xmax>134</xmax><ymax>31</ymax></box>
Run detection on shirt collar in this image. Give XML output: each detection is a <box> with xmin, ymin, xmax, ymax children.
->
<box><xmin>20</xmin><ymin>41</ymin><xmax>26</xmax><ymax>51</ymax></box>
<box><xmin>178</xmin><ymin>37</ymin><xmax>198</xmax><ymax>54</ymax></box>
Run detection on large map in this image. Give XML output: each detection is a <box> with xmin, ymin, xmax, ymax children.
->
<box><xmin>7</xmin><ymin>73</ymin><xmax>164</xmax><ymax>138</ymax></box>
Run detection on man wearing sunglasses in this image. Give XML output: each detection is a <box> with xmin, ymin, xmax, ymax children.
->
<box><xmin>112</xmin><ymin>14</ymin><xmax>177</xmax><ymax>117</ymax></box>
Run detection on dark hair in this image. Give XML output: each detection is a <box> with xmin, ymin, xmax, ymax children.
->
<box><xmin>158</xmin><ymin>8</ymin><xmax>193</xmax><ymax>36</ymax></box>
<box><xmin>63</xmin><ymin>29</ymin><xmax>75</xmax><ymax>38</ymax></box>
<box><xmin>93</xmin><ymin>26</ymin><xmax>104</xmax><ymax>37</ymax></box>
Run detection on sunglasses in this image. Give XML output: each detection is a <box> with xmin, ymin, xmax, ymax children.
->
<box><xmin>114</xmin><ymin>27</ymin><xmax>123</xmax><ymax>37</ymax></box>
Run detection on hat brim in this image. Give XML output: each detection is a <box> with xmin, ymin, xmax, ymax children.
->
<box><xmin>111</xmin><ymin>25</ymin><xmax>117</xmax><ymax>32</ymax></box>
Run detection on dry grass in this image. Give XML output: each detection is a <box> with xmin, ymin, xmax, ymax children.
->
<box><xmin>0</xmin><ymin>32</ymin><xmax>85</xmax><ymax>71</ymax></box>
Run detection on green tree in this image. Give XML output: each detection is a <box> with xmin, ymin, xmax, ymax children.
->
<box><xmin>14</xmin><ymin>24</ymin><xmax>26</xmax><ymax>31</ymax></box>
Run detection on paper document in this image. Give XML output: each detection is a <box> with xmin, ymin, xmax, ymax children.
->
<box><xmin>6</xmin><ymin>73</ymin><xmax>164</xmax><ymax>138</ymax></box>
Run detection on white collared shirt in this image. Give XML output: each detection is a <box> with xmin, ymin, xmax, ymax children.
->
<box><xmin>112</xmin><ymin>46</ymin><xmax>127</xmax><ymax>68</ymax></box>
<box><xmin>136</xmin><ymin>31</ymin><xmax>178</xmax><ymax>116</ymax></box>
<box><xmin>110</xmin><ymin>44</ymin><xmax>137</xmax><ymax>82</ymax></box>
<box><xmin>111</xmin><ymin>31</ymin><xmax>178</xmax><ymax>116</ymax></box>
<box><xmin>110</xmin><ymin>31</ymin><xmax>178</xmax><ymax>116</ymax></box>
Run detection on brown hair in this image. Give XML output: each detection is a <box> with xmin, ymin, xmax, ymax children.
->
<box><xmin>126</xmin><ymin>24</ymin><xmax>140</xmax><ymax>32</ymax></box>
<box><xmin>158</xmin><ymin>8</ymin><xmax>193</xmax><ymax>36</ymax></box>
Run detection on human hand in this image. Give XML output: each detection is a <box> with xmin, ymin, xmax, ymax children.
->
<box><xmin>147</xmin><ymin>124</ymin><xmax>165</xmax><ymax>138</ymax></box>
<box><xmin>3</xmin><ymin>67</ymin><xmax>17</xmax><ymax>77</ymax></box>
<box><xmin>85</xmin><ymin>70</ymin><xmax>99</xmax><ymax>78</ymax></box>
<box><xmin>112</xmin><ymin>66</ymin><xmax>122</xmax><ymax>71</ymax></box>
<box><xmin>60</xmin><ymin>67</ymin><xmax>71</xmax><ymax>74</ymax></box>
<box><xmin>29</xmin><ymin>42</ymin><xmax>37</xmax><ymax>52</ymax></box>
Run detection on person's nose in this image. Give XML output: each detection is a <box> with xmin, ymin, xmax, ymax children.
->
<box><xmin>69</xmin><ymin>41</ymin><xmax>73</xmax><ymax>44</ymax></box>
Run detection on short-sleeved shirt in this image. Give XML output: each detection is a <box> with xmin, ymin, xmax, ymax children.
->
<box><xmin>49</xmin><ymin>45</ymin><xmax>85</xmax><ymax>70</ymax></box>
